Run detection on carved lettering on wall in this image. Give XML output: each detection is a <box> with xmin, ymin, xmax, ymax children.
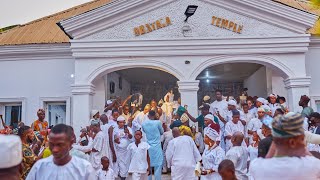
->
<box><xmin>134</xmin><ymin>17</ymin><xmax>172</xmax><ymax>36</ymax></box>
<box><xmin>211</xmin><ymin>16</ymin><xmax>243</xmax><ymax>34</ymax></box>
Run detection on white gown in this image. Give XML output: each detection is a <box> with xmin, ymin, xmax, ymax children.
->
<box><xmin>90</xmin><ymin>131</ymin><xmax>106</xmax><ymax>171</ymax></box>
<box><xmin>114</xmin><ymin>126</ymin><xmax>133</xmax><ymax>177</ymax></box>
<box><xmin>26</xmin><ymin>156</ymin><xmax>95</xmax><ymax>180</ymax></box>
<box><xmin>209</xmin><ymin>100</ymin><xmax>228</xmax><ymax>150</ymax></box>
<box><xmin>225</xmin><ymin>121</ymin><xmax>246</xmax><ymax>152</ymax></box>
<box><xmin>166</xmin><ymin>136</ymin><xmax>202</xmax><ymax>180</ymax></box>
<box><xmin>200</xmin><ymin>146</ymin><xmax>225</xmax><ymax>180</ymax></box>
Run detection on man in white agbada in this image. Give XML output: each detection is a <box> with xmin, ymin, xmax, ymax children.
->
<box><xmin>225</xmin><ymin>110</ymin><xmax>246</xmax><ymax>151</ymax></box>
<box><xmin>26</xmin><ymin>124</ymin><xmax>95</xmax><ymax>180</ymax></box>
<box><xmin>99</xmin><ymin>114</ymin><xmax>115</xmax><ymax>170</ymax></box>
<box><xmin>114</xmin><ymin>116</ymin><xmax>133</xmax><ymax>179</ymax></box>
<box><xmin>226</xmin><ymin>132</ymin><xmax>248</xmax><ymax>180</ymax></box>
<box><xmin>201</xmin><ymin>126</ymin><xmax>225</xmax><ymax>180</ymax></box>
<box><xmin>250</xmin><ymin>113</ymin><xmax>320</xmax><ymax>180</ymax></box>
<box><xmin>73</xmin><ymin>120</ymin><xmax>106</xmax><ymax>172</ymax></box>
<box><xmin>166</xmin><ymin>128</ymin><xmax>202</xmax><ymax>180</ymax></box>
<box><xmin>209</xmin><ymin>90</ymin><xmax>228</xmax><ymax>150</ymax></box>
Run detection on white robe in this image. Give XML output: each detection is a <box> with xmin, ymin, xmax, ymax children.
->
<box><xmin>200</xmin><ymin>146</ymin><xmax>225</xmax><ymax>180</ymax></box>
<box><xmin>26</xmin><ymin>156</ymin><xmax>95</xmax><ymax>180</ymax></box>
<box><xmin>114</xmin><ymin>126</ymin><xmax>133</xmax><ymax>177</ymax></box>
<box><xmin>100</xmin><ymin>123</ymin><xmax>114</xmax><ymax>170</ymax></box>
<box><xmin>226</xmin><ymin>146</ymin><xmax>249</xmax><ymax>180</ymax></box>
<box><xmin>96</xmin><ymin>168</ymin><xmax>116</xmax><ymax>180</ymax></box>
<box><xmin>90</xmin><ymin>131</ymin><xmax>106</xmax><ymax>171</ymax></box>
<box><xmin>166</xmin><ymin>136</ymin><xmax>202</xmax><ymax>180</ymax></box>
<box><xmin>225</xmin><ymin>121</ymin><xmax>246</xmax><ymax>152</ymax></box>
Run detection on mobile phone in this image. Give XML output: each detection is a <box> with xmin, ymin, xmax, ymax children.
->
<box><xmin>124</xmin><ymin>125</ymin><xmax>128</xmax><ymax>129</ymax></box>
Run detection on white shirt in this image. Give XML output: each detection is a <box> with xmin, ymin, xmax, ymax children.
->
<box><xmin>96</xmin><ymin>168</ymin><xmax>116</xmax><ymax>180</ymax></box>
<box><xmin>209</xmin><ymin>100</ymin><xmax>228</xmax><ymax>120</ymax></box>
<box><xmin>127</xmin><ymin>141</ymin><xmax>150</xmax><ymax>173</ymax></box>
<box><xmin>247</xmin><ymin>144</ymin><xmax>258</xmax><ymax>162</ymax></box>
<box><xmin>166</xmin><ymin>136</ymin><xmax>202</xmax><ymax>180</ymax></box>
<box><xmin>243</xmin><ymin>112</ymin><xmax>255</xmax><ymax>124</ymax></box>
<box><xmin>250</xmin><ymin>156</ymin><xmax>320</xmax><ymax>180</ymax></box>
<box><xmin>226</xmin><ymin>146</ymin><xmax>248</xmax><ymax>180</ymax></box>
<box><xmin>225</xmin><ymin>121</ymin><xmax>246</xmax><ymax>151</ymax></box>
<box><xmin>26</xmin><ymin>156</ymin><xmax>95</xmax><ymax>180</ymax></box>
<box><xmin>247</xmin><ymin>118</ymin><xmax>262</xmax><ymax>133</ymax></box>
<box><xmin>225</xmin><ymin>110</ymin><xmax>246</xmax><ymax>123</ymax></box>
<box><xmin>268</xmin><ymin>103</ymin><xmax>280</xmax><ymax>116</ymax></box>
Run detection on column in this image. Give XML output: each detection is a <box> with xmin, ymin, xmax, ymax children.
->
<box><xmin>178</xmin><ymin>80</ymin><xmax>200</xmax><ymax>117</ymax></box>
<box><xmin>71</xmin><ymin>84</ymin><xmax>95</xmax><ymax>139</ymax></box>
<box><xmin>284</xmin><ymin>77</ymin><xmax>311</xmax><ymax>113</ymax></box>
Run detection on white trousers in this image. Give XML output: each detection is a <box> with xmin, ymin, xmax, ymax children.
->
<box><xmin>132</xmin><ymin>172</ymin><xmax>148</xmax><ymax>180</ymax></box>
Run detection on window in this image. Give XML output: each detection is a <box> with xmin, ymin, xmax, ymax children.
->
<box><xmin>46</xmin><ymin>102</ymin><xmax>66</xmax><ymax>126</ymax></box>
<box><xmin>4</xmin><ymin>104</ymin><xmax>22</xmax><ymax>128</ymax></box>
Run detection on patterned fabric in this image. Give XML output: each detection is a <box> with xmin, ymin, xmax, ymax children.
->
<box><xmin>272</xmin><ymin>113</ymin><xmax>304</xmax><ymax>138</ymax></box>
<box><xmin>32</xmin><ymin>120</ymin><xmax>48</xmax><ymax>132</ymax></box>
<box><xmin>21</xmin><ymin>143</ymin><xmax>37</xmax><ymax>179</ymax></box>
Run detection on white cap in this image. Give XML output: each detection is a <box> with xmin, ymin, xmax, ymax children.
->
<box><xmin>203</xmin><ymin>95</ymin><xmax>210</xmax><ymax>101</ymax></box>
<box><xmin>257</xmin><ymin>97</ymin><xmax>266</xmax><ymax>103</ymax></box>
<box><xmin>117</xmin><ymin>116</ymin><xmax>126</xmax><ymax>122</ymax></box>
<box><xmin>269</xmin><ymin>94</ymin><xmax>277</xmax><ymax>98</ymax></box>
<box><xmin>91</xmin><ymin>110</ymin><xmax>99</xmax><ymax>118</ymax></box>
<box><xmin>228</xmin><ymin>100</ymin><xmax>237</xmax><ymax>106</ymax></box>
<box><xmin>0</xmin><ymin>135</ymin><xmax>22</xmax><ymax>168</ymax></box>
<box><xmin>204</xmin><ymin>114</ymin><xmax>215</xmax><ymax>121</ymax></box>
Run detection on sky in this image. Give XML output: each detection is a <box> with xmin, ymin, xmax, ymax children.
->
<box><xmin>0</xmin><ymin>0</ymin><xmax>91</xmax><ymax>28</ymax></box>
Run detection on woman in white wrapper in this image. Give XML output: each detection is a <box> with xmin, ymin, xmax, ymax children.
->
<box><xmin>201</xmin><ymin>124</ymin><xmax>225</xmax><ymax>180</ymax></box>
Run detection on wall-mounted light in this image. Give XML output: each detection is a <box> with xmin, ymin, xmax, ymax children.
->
<box><xmin>206</xmin><ymin>79</ymin><xmax>210</xmax><ymax>83</ymax></box>
<box><xmin>70</xmin><ymin>74</ymin><xmax>74</xmax><ymax>78</ymax></box>
<box><xmin>184</xmin><ymin>5</ymin><xmax>198</xmax><ymax>22</ymax></box>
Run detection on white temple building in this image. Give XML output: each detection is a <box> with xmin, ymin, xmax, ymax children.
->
<box><xmin>0</xmin><ymin>0</ymin><xmax>320</xmax><ymax>134</ymax></box>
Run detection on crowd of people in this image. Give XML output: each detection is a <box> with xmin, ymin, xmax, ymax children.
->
<box><xmin>1</xmin><ymin>90</ymin><xmax>320</xmax><ymax>180</ymax></box>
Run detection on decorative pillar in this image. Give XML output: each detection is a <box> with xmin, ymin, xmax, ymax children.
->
<box><xmin>178</xmin><ymin>80</ymin><xmax>200</xmax><ymax>117</ymax></box>
<box><xmin>284</xmin><ymin>77</ymin><xmax>311</xmax><ymax>113</ymax></box>
<box><xmin>71</xmin><ymin>84</ymin><xmax>95</xmax><ymax>139</ymax></box>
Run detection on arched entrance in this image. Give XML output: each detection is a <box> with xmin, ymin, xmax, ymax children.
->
<box><xmin>71</xmin><ymin>60</ymin><xmax>183</xmax><ymax>136</ymax></box>
<box><xmin>189</xmin><ymin>55</ymin><xmax>310</xmax><ymax>114</ymax></box>
<box><xmin>196</xmin><ymin>62</ymin><xmax>287</xmax><ymax>106</ymax></box>
<box><xmin>91</xmin><ymin>67</ymin><xmax>180</xmax><ymax>111</ymax></box>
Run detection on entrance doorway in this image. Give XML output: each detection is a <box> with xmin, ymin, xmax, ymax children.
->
<box><xmin>196</xmin><ymin>63</ymin><xmax>287</xmax><ymax>106</ymax></box>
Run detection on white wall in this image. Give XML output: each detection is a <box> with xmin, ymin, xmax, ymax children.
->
<box><xmin>244</xmin><ymin>66</ymin><xmax>268</xmax><ymax>97</ymax></box>
<box><xmin>0</xmin><ymin>58</ymin><xmax>74</xmax><ymax>126</ymax></box>
<box><xmin>92</xmin><ymin>77</ymin><xmax>106</xmax><ymax>114</ymax></box>
<box><xmin>104</xmin><ymin>72</ymin><xmax>131</xmax><ymax>101</ymax></box>
<box><xmin>271</xmin><ymin>70</ymin><xmax>287</xmax><ymax>99</ymax></box>
<box><xmin>306</xmin><ymin>40</ymin><xmax>320</xmax><ymax>110</ymax></box>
